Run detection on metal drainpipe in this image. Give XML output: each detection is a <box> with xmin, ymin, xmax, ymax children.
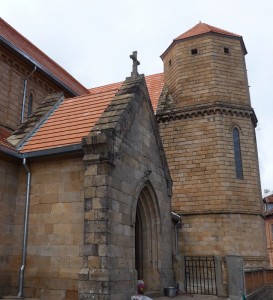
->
<box><xmin>171</xmin><ymin>212</ymin><xmax>181</xmax><ymax>256</ymax></box>
<box><xmin>18</xmin><ymin>158</ymin><xmax>31</xmax><ymax>298</ymax></box>
<box><xmin>21</xmin><ymin>66</ymin><xmax>36</xmax><ymax>123</ymax></box>
<box><xmin>174</xmin><ymin>221</ymin><xmax>180</xmax><ymax>256</ymax></box>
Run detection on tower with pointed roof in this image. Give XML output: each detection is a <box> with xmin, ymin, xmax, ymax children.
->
<box><xmin>157</xmin><ymin>22</ymin><xmax>268</xmax><ymax>269</ymax></box>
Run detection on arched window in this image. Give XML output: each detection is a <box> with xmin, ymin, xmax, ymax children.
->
<box><xmin>27</xmin><ymin>93</ymin><xmax>33</xmax><ymax>117</ymax></box>
<box><xmin>233</xmin><ymin>127</ymin><xmax>243</xmax><ymax>179</ymax></box>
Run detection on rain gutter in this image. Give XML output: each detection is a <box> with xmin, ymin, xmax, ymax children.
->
<box><xmin>21</xmin><ymin>144</ymin><xmax>83</xmax><ymax>158</ymax></box>
<box><xmin>0</xmin><ymin>144</ymin><xmax>83</xmax><ymax>159</ymax></box>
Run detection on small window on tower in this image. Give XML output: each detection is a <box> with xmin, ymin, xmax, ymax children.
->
<box><xmin>191</xmin><ymin>48</ymin><xmax>198</xmax><ymax>55</ymax></box>
<box><xmin>224</xmin><ymin>47</ymin><xmax>230</xmax><ymax>54</ymax></box>
<box><xmin>169</xmin><ymin>60</ymin><xmax>172</xmax><ymax>67</ymax></box>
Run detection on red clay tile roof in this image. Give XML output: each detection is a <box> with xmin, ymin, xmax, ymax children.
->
<box><xmin>264</xmin><ymin>195</ymin><xmax>273</xmax><ymax>204</ymax></box>
<box><xmin>19</xmin><ymin>73</ymin><xmax>164</xmax><ymax>153</ymax></box>
<box><xmin>0</xmin><ymin>126</ymin><xmax>16</xmax><ymax>152</ymax></box>
<box><xmin>161</xmin><ymin>22</ymin><xmax>246</xmax><ymax>58</ymax></box>
<box><xmin>174</xmin><ymin>22</ymin><xmax>241</xmax><ymax>41</ymax></box>
<box><xmin>0</xmin><ymin>18</ymin><xmax>89</xmax><ymax>96</ymax></box>
<box><xmin>146</xmin><ymin>73</ymin><xmax>164</xmax><ymax>111</ymax></box>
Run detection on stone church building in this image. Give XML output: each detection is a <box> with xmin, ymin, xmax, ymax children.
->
<box><xmin>0</xmin><ymin>18</ymin><xmax>268</xmax><ymax>299</ymax></box>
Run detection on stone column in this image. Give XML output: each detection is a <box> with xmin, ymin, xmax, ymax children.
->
<box><xmin>214</xmin><ymin>256</ymin><xmax>227</xmax><ymax>297</ymax></box>
<box><xmin>79</xmin><ymin>132</ymin><xmax>114</xmax><ymax>300</ymax></box>
<box><xmin>226</xmin><ymin>255</ymin><xmax>245</xmax><ymax>300</ymax></box>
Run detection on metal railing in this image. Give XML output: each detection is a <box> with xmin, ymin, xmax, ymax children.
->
<box><xmin>184</xmin><ymin>256</ymin><xmax>217</xmax><ymax>295</ymax></box>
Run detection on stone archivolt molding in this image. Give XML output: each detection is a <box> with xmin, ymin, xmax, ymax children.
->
<box><xmin>156</xmin><ymin>103</ymin><xmax>258</xmax><ymax>127</ymax></box>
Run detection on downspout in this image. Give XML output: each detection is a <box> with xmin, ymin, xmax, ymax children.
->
<box><xmin>21</xmin><ymin>66</ymin><xmax>36</xmax><ymax>123</ymax></box>
<box><xmin>18</xmin><ymin>158</ymin><xmax>31</xmax><ymax>298</ymax></box>
<box><xmin>171</xmin><ymin>212</ymin><xmax>181</xmax><ymax>256</ymax></box>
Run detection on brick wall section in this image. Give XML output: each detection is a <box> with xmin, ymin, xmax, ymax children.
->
<box><xmin>0</xmin><ymin>159</ymin><xmax>18</xmax><ymax>295</ymax></box>
<box><xmin>81</xmin><ymin>75</ymin><xmax>174</xmax><ymax>299</ymax></box>
<box><xmin>0</xmin><ymin>47</ymin><xmax>70</xmax><ymax>130</ymax></box>
<box><xmin>10</xmin><ymin>157</ymin><xmax>84</xmax><ymax>299</ymax></box>
<box><xmin>159</xmin><ymin>35</ymin><xmax>250</xmax><ymax>113</ymax></box>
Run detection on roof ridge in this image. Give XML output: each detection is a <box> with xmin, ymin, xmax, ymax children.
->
<box><xmin>174</xmin><ymin>22</ymin><xmax>241</xmax><ymax>41</ymax></box>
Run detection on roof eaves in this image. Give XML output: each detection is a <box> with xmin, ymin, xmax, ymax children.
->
<box><xmin>0</xmin><ymin>144</ymin><xmax>20</xmax><ymax>158</ymax></box>
<box><xmin>161</xmin><ymin>32</ymin><xmax>247</xmax><ymax>59</ymax></box>
<box><xmin>0</xmin><ymin>35</ymin><xmax>87</xmax><ymax>96</ymax></box>
<box><xmin>21</xmin><ymin>143</ymin><xmax>83</xmax><ymax>158</ymax></box>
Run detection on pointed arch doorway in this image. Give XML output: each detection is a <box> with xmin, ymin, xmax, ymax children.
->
<box><xmin>135</xmin><ymin>183</ymin><xmax>161</xmax><ymax>292</ymax></box>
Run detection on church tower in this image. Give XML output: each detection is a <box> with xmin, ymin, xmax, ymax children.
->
<box><xmin>157</xmin><ymin>23</ymin><xmax>268</xmax><ymax>267</ymax></box>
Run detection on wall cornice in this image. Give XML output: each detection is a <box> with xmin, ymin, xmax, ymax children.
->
<box><xmin>156</xmin><ymin>102</ymin><xmax>258</xmax><ymax>127</ymax></box>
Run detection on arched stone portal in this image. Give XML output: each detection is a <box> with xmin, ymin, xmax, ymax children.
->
<box><xmin>135</xmin><ymin>183</ymin><xmax>161</xmax><ymax>292</ymax></box>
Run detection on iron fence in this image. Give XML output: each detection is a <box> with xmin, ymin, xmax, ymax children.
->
<box><xmin>184</xmin><ymin>256</ymin><xmax>217</xmax><ymax>295</ymax></box>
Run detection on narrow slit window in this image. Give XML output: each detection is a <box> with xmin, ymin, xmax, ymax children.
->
<box><xmin>233</xmin><ymin>128</ymin><xmax>243</xmax><ymax>179</ymax></box>
<box><xmin>191</xmin><ymin>48</ymin><xmax>198</xmax><ymax>55</ymax></box>
<box><xmin>27</xmin><ymin>93</ymin><xmax>33</xmax><ymax>117</ymax></box>
<box><xmin>224</xmin><ymin>47</ymin><xmax>230</xmax><ymax>54</ymax></box>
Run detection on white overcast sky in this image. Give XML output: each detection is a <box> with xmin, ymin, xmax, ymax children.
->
<box><xmin>1</xmin><ymin>0</ymin><xmax>273</xmax><ymax>193</ymax></box>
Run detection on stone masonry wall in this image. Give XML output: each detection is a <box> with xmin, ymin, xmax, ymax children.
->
<box><xmin>0</xmin><ymin>159</ymin><xmax>18</xmax><ymax>295</ymax></box>
<box><xmin>158</xmin><ymin>111</ymin><xmax>268</xmax><ymax>266</ymax></box>
<box><xmin>181</xmin><ymin>214</ymin><xmax>267</xmax><ymax>267</ymax></box>
<box><xmin>0</xmin><ymin>47</ymin><xmax>70</xmax><ymax>130</ymax></box>
<box><xmin>159</xmin><ymin>113</ymin><xmax>262</xmax><ymax>214</ymax></box>
<box><xmin>9</xmin><ymin>157</ymin><xmax>84</xmax><ymax>300</ymax></box>
<box><xmin>161</xmin><ymin>35</ymin><xmax>250</xmax><ymax>111</ymax></box>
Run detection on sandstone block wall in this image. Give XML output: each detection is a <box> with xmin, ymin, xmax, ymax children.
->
<box><xmin>158</xmin><ymin>31</ymin><xmax>266</xmax><ymax>265</ymax></box>
<box><xmin>0</xmin><ymin>159</ymin><xmax>18</xmax><ymax>295</ymax></box>
<box><xmin>0</xmin><ymin>47</ymin><xmax>70</xmax><ymax>130</ymax></box>
<box><xmin>159</xmin><ymin>113</ymin><xmax>262</xmax><ymax>214</ymax></box>
<box><xmin>158</xmin><ymin>111</ymin><xmax>267</xmax><ymax>266</ymax></box>
<box><xmin>161</xmin><ymin>35</ymin><xmax>250</xmax><ymax>111</ymax></box>
<box><xmin>181</xmin><ymin>214</ymin><xmax>267</xmax><ymax>267</ymax></box>
<box><xmin>10</xmin><ymin>157</ymin><xmax>84</xmax><ymax>299</ymax></box>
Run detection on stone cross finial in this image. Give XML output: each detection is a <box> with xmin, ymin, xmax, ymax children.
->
<box><xmin>130</xmin><ymin>51</ymin><xmax>140</xmax><ymax>78</ymax></box>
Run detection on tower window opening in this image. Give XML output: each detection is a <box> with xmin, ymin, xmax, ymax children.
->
<box><xmin>224</xmin><ymin>47</ymin><xmax>230</xmax><ymax>54</ymax></box>
<box><xmin>169</xmin><ymin>60</ymin><xmax>172</xmax><ymax>67</ymax></box>
<box><xmin>233</xmin><ymin>127</ymin><xmax>243</xmax><ymax>179</ymax></box>
<box><xmin>191</xmin><ymin>48</ymin><xmax>198</xmax><ymax>55</ymax></box>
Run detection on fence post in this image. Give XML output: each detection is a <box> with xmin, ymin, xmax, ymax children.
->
<box><xmin>226</xmin><ymin>255</ymin><xmax>245</xmax><ymax>300</ymax></box>
<box><xmin>214</xmin><ymin>256</ymin><xmax>227</xmax><ymax>297</ymax></box>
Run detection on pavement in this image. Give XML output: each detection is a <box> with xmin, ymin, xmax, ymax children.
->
<box><xmin>1</xmin><ymin>293</ymin><xmax>226</xmax><ymax>300</ymax></box>
<box><xmin>154</xmin><ymin>295</ymin><xmax>226</xmax><ymax>300</ymax></box>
